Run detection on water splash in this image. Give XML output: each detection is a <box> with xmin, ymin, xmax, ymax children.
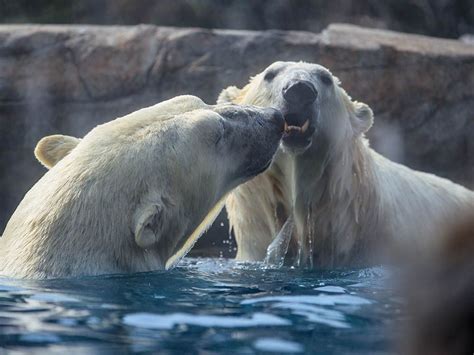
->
<box><xmin>264</xmin><ymin>216</ymin><xmax>294</xmax><ymax>268</ymax></box>
<box><xmin>222</xmin><ymin>226</ymin><xmax>236</xmax><ymax>256</ymax></box>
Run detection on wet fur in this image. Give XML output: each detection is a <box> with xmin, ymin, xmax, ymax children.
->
<box><xmin>219</xmin><ymin>61</ymin><xmax>474</xmax><ymax>267</ymax></box>
<box><xmin>0</xmin><ymin>96</ymin><xmax>281</xmax><ymax>278</ymax></box>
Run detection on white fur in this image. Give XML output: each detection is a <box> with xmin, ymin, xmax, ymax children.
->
<box><xmin>34</xmin><ymin>135</ymin><xmax>82</xmax><ymax>169</ymax></box>
<box><xmin>0</xmin><ymin>95</ymin><xmax>280</xmax><ymax>278</ymax></box>
<box><xmin>219</xmin><ymin>61</ymin><xmax>474</xmax><ymax>266</ymax></box>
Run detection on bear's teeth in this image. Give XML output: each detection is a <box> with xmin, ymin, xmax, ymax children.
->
<box><xmin>301</xmin><ymin>120</ymin><xmax>309</xmax><ymax>133</ymax></box>
<box><xmin>288</xmin><ymin>126</ymin><xmax>301</xmax><ymax>132</ymax></box>
<box><xmin>284</xmin><ymin>122</ymin><xmax>306</xmax><ymax>134</ymax></box>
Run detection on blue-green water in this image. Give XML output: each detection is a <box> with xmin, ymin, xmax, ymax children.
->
<box><xmin>0</xmin><ymin>258</ymin><xmax>401</xmax><ymax>354</ymax></box>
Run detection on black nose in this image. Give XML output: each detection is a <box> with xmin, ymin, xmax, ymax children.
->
<box><xmin>282</xmin><ymin>80</ymin><xmax>317</xmax><ymax>106</ymax></box>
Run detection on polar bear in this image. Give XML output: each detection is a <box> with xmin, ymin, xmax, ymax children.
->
<box><xmin>0</xmin><ymin>95</ymin><xmax>283</xmax><ymax>279</ymax></box>
<box><xmin>218</xmin><ymin>61</ymin><xmax>474</xmax><ymax>267</ymax></box>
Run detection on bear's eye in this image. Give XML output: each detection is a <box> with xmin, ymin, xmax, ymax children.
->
<box><xmin>263</xmin><ymin>70</ymin><xmax>277</xmax><ymax>82</ymax></box>
<box><xmin>320</xmin><ymin>72</ymin><xmax>333</xmax><ymax>86</ymax></box>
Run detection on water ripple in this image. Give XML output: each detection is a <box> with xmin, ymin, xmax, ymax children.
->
<box><xmin>0</xmin><ymin>258</ymin><xmax>397</xmax><ymax>354</ymax></box>
<box><xmin>241</xmin><ymin>294</ymin><xmax>372</xmax><ymax>306</ymax></box>
<box><xmin>123</xmin><ymin>312</ymin><xmax>291</xmax><ymax>329</ymax></box>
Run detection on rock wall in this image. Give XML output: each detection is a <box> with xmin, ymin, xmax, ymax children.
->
<box><xmin>2</xmin><ymin>0</ymin><xmax>474</xmax><ymax>39</ymax></box>
<box><xmin>1</xmin><ymin>24</ymin><xmax>473</xmax><ymax>255</ymax></box>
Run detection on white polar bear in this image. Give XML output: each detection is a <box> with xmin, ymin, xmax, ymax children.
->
<box><xmin>218</xmin><ymin>61</ymin><xmax>474</xmax><ymax>267</ymax></box>
<box><xmin>0</xmin><ymin>95</ymin><xmax>283</xmax><ymax>279</ymax></box>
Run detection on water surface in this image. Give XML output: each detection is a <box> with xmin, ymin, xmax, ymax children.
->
<box><xmin>0</xmin><ymin>258</ymin><xmax>401</xmax><ymax>354</ymax></box>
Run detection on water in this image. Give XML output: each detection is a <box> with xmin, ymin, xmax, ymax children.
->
<box><xmin>0</xmin><ymin>258</ymin><xmax>402</xmax><ymax>354</ymax></box>
<box><xmin>264</xmin><ymin>217</ymin><xmax>294</xmax><ymax>268</ymax></box>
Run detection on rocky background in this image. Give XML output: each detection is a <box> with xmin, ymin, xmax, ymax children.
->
<box><xmin>1</xmin><ymin>0</ymin><xmax>473</xmax><ymax>39</ymax></box>
<box><xmin>0</xmin><ymin>2</ymin><xmax>473</xmax><ymax>256</ymax></box>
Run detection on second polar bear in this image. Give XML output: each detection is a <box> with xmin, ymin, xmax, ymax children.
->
<box><xmin>218</xmin><ymin>61</ymin><xmax>474</xmax><ymax>267</ymax></box>
<box><xmin>0</xmin><ymin>95</ymin><xmax>283</xmax><ymax>279</ymax></box>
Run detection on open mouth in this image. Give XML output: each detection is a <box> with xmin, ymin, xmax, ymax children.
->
<box><xmin>282</xmin><ymin>113</ymin><xmax>314</xmax><ymax>147</ymax></box>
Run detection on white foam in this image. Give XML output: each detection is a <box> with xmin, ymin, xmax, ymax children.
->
<box><xmin>123</xmin><ymin>312</ymin><xmax>291</xmax><ymax>330</ymax></box>
<box><xmin>241</xmin><ymin>294</ymin><xmax>371</xmax><ymax>306</ymax></box>
<box><xmin>254</xmin><ymin>337</ymin><xmax>304</xmax><ymax>353</ymax></box>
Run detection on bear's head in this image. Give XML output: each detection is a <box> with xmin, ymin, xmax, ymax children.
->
<box><xmin>35</xmin><ymin>99</ymin><xmax>284</xmax><ymax>188</ymax></box>
<box><xmin>29</xmin><ymin>95</ymin><xmax>284</xmax><ymax>272</ymax></box>
<box><xmin>218</xmin><ymin>61</ymin><xmax>373</xmax><ymax>155</ymax></box>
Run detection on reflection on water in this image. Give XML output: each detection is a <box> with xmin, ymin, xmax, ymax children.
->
<box><xmin>0</xmin><ymin>258</ymin><xmax>401</xmax><ymax>354</ymax></box>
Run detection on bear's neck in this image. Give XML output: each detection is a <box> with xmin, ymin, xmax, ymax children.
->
<box><xmin>282</xmin><ymin>136</ymin><xmax>382</xmax><ymax>267</ymax></box>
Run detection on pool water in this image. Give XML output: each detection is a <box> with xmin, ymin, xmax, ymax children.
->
<box><xmin>0</xmin><ymin>258</ymin><xmax>402</xmax><ymax>354</ymax></box>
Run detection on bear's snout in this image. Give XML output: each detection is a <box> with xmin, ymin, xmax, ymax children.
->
<box><xmin>282</xmin><ymin>80</ymin><xmax>317</xmax><ymax>108</ymax></box>
<box><xmin>260</xmin><ymin>107</ymin><xmax>285</xmax><ymax>133</ymax></box>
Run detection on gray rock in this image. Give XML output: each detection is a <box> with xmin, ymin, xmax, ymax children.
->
<box><xmin>1</xmin><ymin>24</ymin><xmax>473</xmax><ymax>256</ymax></box>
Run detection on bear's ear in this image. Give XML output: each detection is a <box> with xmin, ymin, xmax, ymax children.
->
<box><xmin>34</xmin><ymin>134</ymin><xmax>81</xmax><ymax>169</ymax></box>
<box><xmin>351</xmin><ymin>101</ymin><xmax>374</xmax><ymax>135</ymax></box>
<box><xmin>133</xmin><ymin>203</ymin><xmax>164</xmax><ymax>249</ymax></box>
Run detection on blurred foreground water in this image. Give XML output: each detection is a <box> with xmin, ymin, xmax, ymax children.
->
<box><xmin>0</xmin><ymin>258</ymin><xmax>402</xmax><ymax>354</ymax></box>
